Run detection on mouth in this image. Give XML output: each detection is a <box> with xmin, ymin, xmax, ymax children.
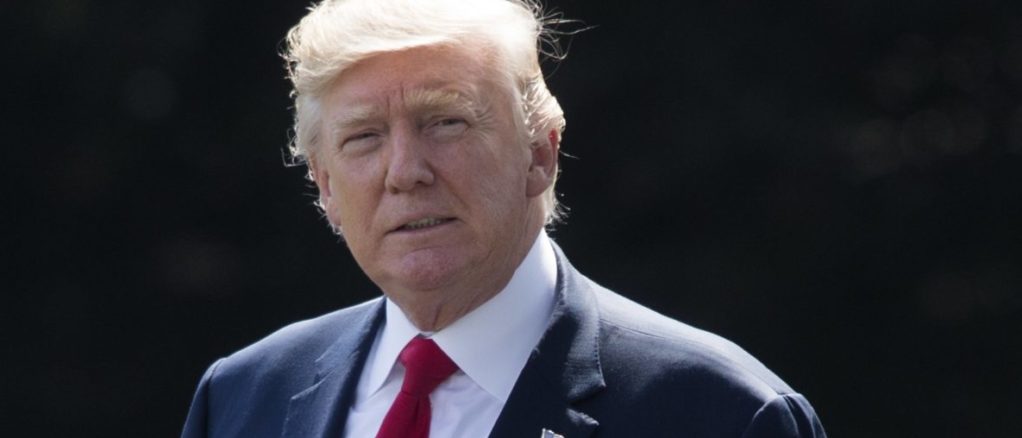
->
<box><xmin>395</xmin><ymin>217</ymin><xmax>456</xmax><ymax>232</ymax></box>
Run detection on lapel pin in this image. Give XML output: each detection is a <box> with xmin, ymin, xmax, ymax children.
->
<box><xmin>540</xmin><ymin>428</ymin><xmax>565</xmax><ymax>438</ymax></box>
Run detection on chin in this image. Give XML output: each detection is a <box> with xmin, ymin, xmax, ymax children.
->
<box><xmin>385</xmin><ymin>249</ymin><xmax>467</xmax><ymax>293</ymax></box>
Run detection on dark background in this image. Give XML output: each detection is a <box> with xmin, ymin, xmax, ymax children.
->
<box><xmin>6</xmin><ymin>0</ymin><xmax>1022</xmax><ymax>436</ymax></box>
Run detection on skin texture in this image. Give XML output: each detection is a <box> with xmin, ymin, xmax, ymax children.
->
<box><xmin>310</xmin><ymin>44</ymin><xmax>559</xmax><ymax>331</ymax></box>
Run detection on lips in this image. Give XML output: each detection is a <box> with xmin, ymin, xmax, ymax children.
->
<box><xmin>396</xmin><ymin>217</ymin><xmax>455</xmax><ymax>232</ymax></box>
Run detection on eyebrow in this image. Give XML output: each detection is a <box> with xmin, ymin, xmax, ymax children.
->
<box><xmin>404</xmin><ymin>87</ymin><xmax>480</xmax><ymax>115</ymax></box>
<box><xmin>329</xmin><ymin>105</ymin><xmax>380</xmax><ymax>140</ymax></box>
<box><xmin>328</xmin><ymin>87</ymin><xmax>484</xmax><ymax>140</ymax></box>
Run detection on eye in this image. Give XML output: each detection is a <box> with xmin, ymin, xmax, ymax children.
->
<box><xmin>347</xmin><ymin>132</ymin><xmax>377</xmax><ymax>141</ymax></box>
<box><xmin>339</xmin><ymin>131</ymin><xmax>382</xmax><ymax>153</ymax></box>
<box><xmin>343</xmin><ymin>131</ymin><xmax>378</xmax><ymax>144</ymax></box>
<box><xmin>436</xmin><ymin>118</ymin><xmax>464</xmax><ymax>127</ymax></box>
<box><xmin>427</xmin><ymin>117</ymin><xmax>468</xmax><ymax>140</ymax></box>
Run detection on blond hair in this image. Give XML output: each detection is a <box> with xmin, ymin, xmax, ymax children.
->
<box><xmin>283</xmin><ymin>0</ymin><xmax>568</xmax><ymax>223</ymax></box>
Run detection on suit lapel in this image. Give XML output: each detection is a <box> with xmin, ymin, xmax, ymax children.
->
<box><xmin>489</xmin><ymin>244</ymin><xmax>605</xmax><ymax>438</ymax></box>
<box><xmin>281</xmin><ymin>298</ymin><xmax>385</xmax><ymax>438</ymax></box>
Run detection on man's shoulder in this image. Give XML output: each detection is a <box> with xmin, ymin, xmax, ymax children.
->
<box><xmin>183</xmin><ymin>298</ymin><xmax>383</xmax><ymax>437</ymax></box>
<box><xmin>574</xmin><ymin>281</ymin><xmax>820</xmax><ymax>435</ymax></box>
<box><xmin>589</xmin><ymin>282</ymin><xmax>794</xmax><ymax>398</ymax></box>
<box><xmin>210</xmin><ymin>297</ymin><xmax>382</xmax><ymax>386</ymax></box>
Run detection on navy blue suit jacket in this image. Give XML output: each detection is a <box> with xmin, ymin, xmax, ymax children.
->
<box><xmin>183</xmin><ymin>245</ymin><xmax>826</xmax><ymax>437</ymax></box>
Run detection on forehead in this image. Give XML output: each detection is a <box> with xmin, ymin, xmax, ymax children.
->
<box><xmin>323</xmin><ymin>45</ymin><xmax>505</xmax><ymax>113</ymax></box>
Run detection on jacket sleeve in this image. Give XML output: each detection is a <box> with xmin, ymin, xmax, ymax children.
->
<box><xmin>181</xmin><ymin>358</ymin><xmax>225</xmax><ymax>438</ymax></box>
<box><xmin>740</xmin><ymin>393</ymin><xmax>827</xmax><ymax>438</ymax></box>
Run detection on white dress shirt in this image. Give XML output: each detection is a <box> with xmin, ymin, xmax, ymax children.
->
<box><xmin>343</xmin><ymin>232</ymin><xmax>558</xmax><ymax>438</ymax></box>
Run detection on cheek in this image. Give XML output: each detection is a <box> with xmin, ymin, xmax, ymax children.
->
<box><xmin>327</xmin><ymin>163</ymin><xmax>378</xmax><ymax>228</ymax></box>
<box><xmin>467</xmin><ymin>159</ymin><xmax>529</xmax><ymax>216</ymax></box>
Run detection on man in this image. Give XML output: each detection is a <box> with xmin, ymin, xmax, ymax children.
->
<box><xmin>182</xmin><ymin>0</ymin><xmax>827</xmax><ymax>436</ymax></box>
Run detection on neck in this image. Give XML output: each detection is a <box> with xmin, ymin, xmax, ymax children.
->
<box><xmin>398</xmin><ymin>288</ymin><xmax>502</xmax><ymax>332</ymax></box>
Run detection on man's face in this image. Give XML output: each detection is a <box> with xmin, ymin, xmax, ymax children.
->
<box><xmin>311</xmin><ymin>45</ymin><xmax>555</xmax><ymax>306</ymax></box>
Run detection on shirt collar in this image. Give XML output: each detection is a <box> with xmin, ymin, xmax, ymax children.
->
<box><xmin>363</xmin><ymin>231</ymin><xmax>558</xmax><ymax>402</ymax></box>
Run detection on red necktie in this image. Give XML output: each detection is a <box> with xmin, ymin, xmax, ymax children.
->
<box><xmin>376</xmin><ymin>337</ymin><xmax>459</xmax><ymax>438</ymax></box>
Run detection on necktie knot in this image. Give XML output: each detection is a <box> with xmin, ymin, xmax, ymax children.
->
<box><xmin>398</xmin><ymin>337</ymin><xmax>458</xmax><ymax>397</ymax></box>
<box><xmin>376</xmin><ymin>337</ymin><xmax>458</xmax><ymax>438</ymax></box>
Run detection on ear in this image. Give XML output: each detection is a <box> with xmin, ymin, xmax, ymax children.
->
<box><xmin>308</xmin><ymin>157</ymin><xmax>334</xmax><ymax>209</ymax></box>
<box><xmin>525</xmin><ymin>129</ymin><xmax>560</xmax><ymax>197</ymax></box>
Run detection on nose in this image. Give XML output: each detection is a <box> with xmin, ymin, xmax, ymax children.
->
<box><xmin>384</xmin><ymin>125</ymin><xmax>435</xmax><ymax>193</ymax></box>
